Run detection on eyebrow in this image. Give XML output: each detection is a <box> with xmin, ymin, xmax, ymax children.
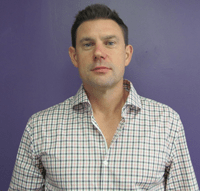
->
<box><xmin>101</xmin><ymin>35</ymin><xmax>119</xmax><ymax>41</ymax></box>
<box><xmin>79</xmin><ymin>37</ymin><xmax>95</xmax><ymax>44</ymax></box>
<box><xmin>79</xmin><ymin>35</ymin><xmax>119</xmax><ymax>44</ymax></box>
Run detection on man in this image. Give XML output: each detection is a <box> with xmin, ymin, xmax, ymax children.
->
<box><xmin>9</xmin><ymin>4</ymin><xmax>199</xmax><ymax>190</ymax></box>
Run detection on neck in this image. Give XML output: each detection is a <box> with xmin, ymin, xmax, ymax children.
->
<box><xmin>84</xmin><ymin>81</ymin><xmax>128</xmax><ymax>116</ymax></box>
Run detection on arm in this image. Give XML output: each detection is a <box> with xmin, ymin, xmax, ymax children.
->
<box><xmin>8</xmin><ymin>125</ymin><xmax>45</xmax><ymax>190</ymax></box>
<box><xmin>167</xmin><ymin>119</ymin><xmax>199</xmax><ymax>190</ymax></box>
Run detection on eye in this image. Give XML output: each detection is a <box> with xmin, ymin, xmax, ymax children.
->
<box><xmin>83</xmin><ymin>42</ymin><xmax>94</xmax><ymax>49</ymax></box>
<box><xmin>84</xmin><ymin>43</ymin><xmax>92</xmax><ymax>47</ymax></box>
<box><xmin>106</xmin><ymin>41</ymin><xmax>116</xmax><ymax>46</ymax></box>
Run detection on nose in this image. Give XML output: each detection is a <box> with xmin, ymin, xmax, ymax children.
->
<box><xmin>93</xmin><ymin>44</ymin><xmax>107</xmax><ymax>61</ymax></box>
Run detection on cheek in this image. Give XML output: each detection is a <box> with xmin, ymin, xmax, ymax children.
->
<box><xmin>77</xmin><ymin>52</ymin><xmax>93</xmax><ymax>64</ymax></box>
<box><xmin>114</xmin><ymin>52</ymin><xmax>126</xmax><ymax>66</ymax></box>
<box><xmin>76</xmin><ymin>58</ymin><xmax>90</xmax><ymax>74</ymax></box>
<box><xmin>115</xmin><ymin>48</ymin><xmax>126</xmax><ymax>59</ymax></box>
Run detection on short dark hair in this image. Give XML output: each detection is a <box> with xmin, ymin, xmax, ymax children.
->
<box><xmin>71</xmin><ymin>4</ymin><xmax>128</xmax><ymax>48</ymax></box>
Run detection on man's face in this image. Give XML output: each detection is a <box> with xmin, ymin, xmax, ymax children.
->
<box><xmin>69</xmin><ymin>19</ymin><xmax>133</xmax><ymax>90</ymax></box>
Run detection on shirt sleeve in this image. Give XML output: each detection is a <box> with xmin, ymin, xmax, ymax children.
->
<box><xmin>8</xmin><ymin>124</ymin><xmax>45</xmax><ymax>190</ymax></box>
<box><xmin>167</xmin><ymin>118</ymin><xmax>199</xmax><ymax>190</ymax></box>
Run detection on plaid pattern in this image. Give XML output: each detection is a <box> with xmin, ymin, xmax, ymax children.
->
<box><xmin>9</xmin><ymin>80</ymin><xmax>199</xmax><ymax>190</ymax></box>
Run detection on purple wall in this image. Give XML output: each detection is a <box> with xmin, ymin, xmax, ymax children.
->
<box><xmin>1</xmin><ymin>0</ymin><xmax>199</xmax><ymax>189</ymax></box>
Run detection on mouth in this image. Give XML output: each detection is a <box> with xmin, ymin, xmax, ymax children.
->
<box><xmin>91</xmin><ymin>66</ymin><xmax>111</xmax><ymax>73</ymax></box>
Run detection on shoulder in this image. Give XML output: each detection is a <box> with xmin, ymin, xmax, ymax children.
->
<box><xmin>139</xmin><ymin>96</ymin><xmax>184</xmax><ymax>139</ymax></box>
<box><xmin>140</xmin><ymin>96</ymin><xmax>178</xmax><ymax>114</ymax></box>
<box><xmin>139</xmin><ymin>95</ymin><xmax>181</xmax><ymax>123</ymax></box>
<box><xmin>27</xmin><ymin>96</ymin><xmax>75</xmax><ymax>127</ymax></box>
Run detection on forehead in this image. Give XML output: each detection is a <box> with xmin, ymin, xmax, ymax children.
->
<box><xmin>76</xmin><ymin>19</ymin><xmax>124</xmax><ymax>40</ymax></box>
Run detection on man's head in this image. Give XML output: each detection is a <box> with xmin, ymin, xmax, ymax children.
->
<box><xmin>71</xmin><ymin>4</ymin><xmax>128</xmax><ymax>48</ymax></box>
<box><xmin>69</xmin><ymin>4</ymin><xmax>133</xmax><ymax>91</ymax></box>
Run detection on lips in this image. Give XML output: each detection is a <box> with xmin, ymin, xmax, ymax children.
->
<box><xmin>92</xmin><ymin>66</ymin><xmax>111</xmax><ymax>73</ymax></box>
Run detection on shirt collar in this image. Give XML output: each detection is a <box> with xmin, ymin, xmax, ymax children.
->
<box><xmin>72</xmin><ymin>84</ymin><xmax>91</xmax><ymax>110</ymax></box>
<box><xmin>123</xmin><ymin>79</ymin><xmax>142</xmax><ymax>111</ymax></box>
<box><xmin>72</xmin><ymin>79</ymin><xmax>142</xmax><ymax>111</ymax></box>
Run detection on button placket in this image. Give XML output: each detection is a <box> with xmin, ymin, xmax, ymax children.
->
<box><xmin>103</xmin><ymin>160</ymin><xmax>108</xmax><ymax>166</ymax></box>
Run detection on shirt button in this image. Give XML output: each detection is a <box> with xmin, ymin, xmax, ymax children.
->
<box><xmin>103</xmin><ymin>160</ymin><xmax>108</xmax><ymax>166</ymax></box>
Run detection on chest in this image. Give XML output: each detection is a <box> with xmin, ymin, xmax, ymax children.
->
<box><xmin>39</xmin><ymin>122</ymin><xmax>167</xmax><ymax>190</ymax></box>
<box><xmin>37</xmin><ymin>113</ymin><xmax>169</xmax><ymax>190</ymax></box>
<box><xmin>93</xmin><ymin>115</ymin><xmax>122</xmax><ymax>148</ymax></box>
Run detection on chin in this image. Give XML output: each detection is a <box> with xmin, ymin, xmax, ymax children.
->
<box><xmin>91</xmin><ymin>79</ymin><xmax>118</xmax><ymax>89</ymax></box>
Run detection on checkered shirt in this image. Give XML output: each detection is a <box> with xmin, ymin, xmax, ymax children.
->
<box><xmin>9</xmin><ymin>80</ymin><xmax>199</xmax><ymax>190</ymax></box>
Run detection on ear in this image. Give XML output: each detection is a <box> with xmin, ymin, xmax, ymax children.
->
<box><xmin>69</xmin><ymin>46</ymin><xmax>78</xmax><ymax>68</ymax></box>
<box><xmin>125</xmin><ymin>45</ymin><xmax>134</xmax><ymax>67</ymax></box>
